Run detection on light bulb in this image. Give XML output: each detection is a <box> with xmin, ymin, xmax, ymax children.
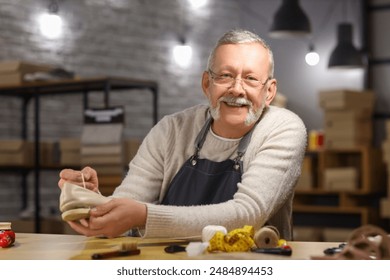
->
<box><xmin>38</xmin><ymin>13</ymin><xmax>63</xmax><ymax>39</ymax></box>
<box><xmin>305</xmin><ymin>49</ymin><xmax>320</xmax><ymax>66</ymax></box>
<box><xmin>173</xmin><ymin>44</ymin><xmax>193</xmax><ymax>68</ymax></box>
<box><xmin>188</xmin><ymin>0</ymin><xmax>207</xmax><ymax>9</ymax></box>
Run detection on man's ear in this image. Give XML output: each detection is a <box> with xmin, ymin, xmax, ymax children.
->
<box><xmin>201</xmin><ymin>71</ymin><xmax>211</xmax><ymax>98</ymax></box>
<box><xmin>265</xmin><ymin>78</ymin><xmax>277</xmax><ymax>106</ymax></box>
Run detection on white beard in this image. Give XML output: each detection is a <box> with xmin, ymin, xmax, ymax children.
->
<box><xmin>209</xmin><ymin>96</ymin><xmax>266</xmax><ymax>126</ymax></box>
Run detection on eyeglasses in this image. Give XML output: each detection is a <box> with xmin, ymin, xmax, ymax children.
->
<box><xmin>208</xmin><ymin>69</ymin><xmax>271</xmax><ymax>89</ymax></box>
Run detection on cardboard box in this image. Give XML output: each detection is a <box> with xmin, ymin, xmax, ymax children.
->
<box><xmin>324</xmin><ymin>167</ymin><xmax>358</xmax><ymax>191</ymax></box>
<box><xmin>380</xmin><ymin>198</ymin><xmax>390</xmax><ymax>218</ymax></box>
<box><xmin>319</xmin><ymin>90</ymin><xmax>374</xmax><ymax>111</ymax></box>
<box><xmin>39</xmin><ymin>141</ymin><xmax>60</xmax><ymax>167</ymax></box>
<box><xmin>81</xmin><ymin>144</ymin><xmax>123</xmax><ymax>156</ymax></box>
<box><xmin>0</xmin><ymin>140</ymin><xmax>33</xmax><ymax>166</ymax></box>
<box><xmin>324</xmin><ymin>110</ymin><xmax>372</xmax><ymax>124</ymax></box>
<box><xmin>59</xmin><ymin>138</ymin><xmax>81</xmax><ymax>166</ymax></box>
<box><xmin>0</xmin><ymin>60</ymin><xmax>53</xmax><ymax>86</ymax></box>
<box><xmin>325</xmin><ymin>138</ymin><xmax>372</xmax><ymax>149</ymax></box>
<box><xmin>81</xmin><ymin>154</ymin><xmax>123</xmax><ymax>165</ymax></box>
<box><xmin>324</xmin><ymin>121</ymin><xmax>372</xmax><ymax>141</ymax></box>
<box><xmin>59</xmin><ymin>138</ymin><xmax>80</xmax><ymax>151</ymax></box>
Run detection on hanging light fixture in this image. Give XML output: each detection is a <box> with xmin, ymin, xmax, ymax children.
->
<box><xmin>173</xmin><ymin>37</ymin><xmax>193</xmax><ymax>68</ymax></box>
<box><xmin>305</xmin><ymin>44</ymin><xmax>320</xmax><ymax>66</ymax></box>
<box><xmin>328</xmin><ymin>22</ymin><xmax>364</xmax><ymax>69</ymax></box>
<box><xmin>269</xmin><ymin>0</ymin><xmax>311</xmax><ymax>39</ymax></box>
<box><xmin>38</xmin><ymin>0</ymin><xmax>63</xmax><ymax>39</ymax></box>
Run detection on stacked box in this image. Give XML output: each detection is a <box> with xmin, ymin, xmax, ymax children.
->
<box><xmin>380</xmin><ymin>120</ymin><xmax>390</xmax><ymax>218</ymax></box>
<box><xmin>0</xmin><ymin>140</ymin><xmax>58</xmax><ymax>167</ymax></box>
<box><xmin>0</xmin><ymin>60</ymin><xmax>53</xmax><ymax>86</ymax></box>
<box><xmin>0</xmin><ymin>140</ymin><xmax>33</xmax><ymax>166</ymax></box>
<box><xmin>324</xmin><ymin>167</ymin><xmax>358</xmax><ymax>191</ymax></box>
<box><xmin>319</xmin><ymin>90</ymin><xmax>374</xmax><ymax>149</ymax></box>
<box><xmin>39</xmin><ymin>141</ymin><xmax>60</xmax><ymax>167</ymax></box>
<box><xmin>81</xmin><ymin>123</ymin><xmax>124</xmax><ymax>196</ymax></box>
<box><xmin>59</xmin><ymin>138</ymin><xmax>81</xmax><ymax>166</ymax></box>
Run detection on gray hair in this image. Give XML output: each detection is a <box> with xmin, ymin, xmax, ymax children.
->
<box><xmin>206</xmin><ymin>29</ymin><xmax>274</xmax><ymax>78</ymax></box>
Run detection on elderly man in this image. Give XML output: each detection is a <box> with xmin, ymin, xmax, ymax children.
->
<box><xmin>58</xmin><ymin>29</ymin><xmax>307</xmax><ymax>240</ymax></box>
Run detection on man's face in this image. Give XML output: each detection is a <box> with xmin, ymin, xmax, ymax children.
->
<box><xmin>202</xmin><ymin>43</ymin><xmax>276</xmax><ymax>137</ymax></box>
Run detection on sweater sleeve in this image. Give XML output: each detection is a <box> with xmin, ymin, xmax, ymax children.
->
<box><xmin>143</xmin><ymin>107</ymin><xmax>307</xmax><ymax>239</ymax></box>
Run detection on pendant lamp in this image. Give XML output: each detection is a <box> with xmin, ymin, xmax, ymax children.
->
<box><xmin>328</xmin><ymin>23</ymin><xmax>364</xmax><ymax>69</ymax></box>
<box><xmin>269</xmin><ymin>0</ymin><xmax>311</xmax><ymax>38</ymax></box>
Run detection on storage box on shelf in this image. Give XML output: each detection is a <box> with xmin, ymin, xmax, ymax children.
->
<box><xmin>319</xmin><ymin>89</ymin><xmax>374</xmax><ymax>149</ymax></box>
<box><xmin>0</xmin><ymin>60</ymin><xmax>53</xmax><ymax>86</ymax></box>
<box><xmin>0</xmin><ymin>139</ymin><xmax>59</xmax><ymax>168</ymax></box>
<box><xmin>294</xmin><ymin>144</ymin><xmax>385</xmax><ymax>227</ymax></box>
<box><xmin>59</xmin><ymin>138</ymin><xmax>81</xmax><ymax>167</ymax></box>
<box><xmin>0</xmin><ymin>139</ymin><xmax>33</xmax><ymax>166</ymax></box>
<box><xmin>293</xmin><ymin>89</ymin><xmax>386</xmax><ymax>232</ymax></box>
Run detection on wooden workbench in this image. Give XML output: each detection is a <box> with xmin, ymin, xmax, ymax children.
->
<box><xmin>1</xmin><ymin>233</ymin><xmax>339</xmax><ymax>260</ymax></box>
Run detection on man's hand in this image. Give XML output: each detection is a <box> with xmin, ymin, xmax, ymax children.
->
<box><xmin>58</xmin><ymin>166</ymin><xmax>99</xmax><ymax>193</ymax></box>
<box><xmin>67</xmin><ymin>198</ymin><xmax>147</xmax><ymax>238</ymax></box>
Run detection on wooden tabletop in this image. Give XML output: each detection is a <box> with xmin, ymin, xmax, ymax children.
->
<box><xmin>0</xmin><ymin>233</ymin><xmax>340</xmax><ymax>260</ymax></box>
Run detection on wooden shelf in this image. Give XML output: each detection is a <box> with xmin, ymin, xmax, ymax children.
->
<box><xmin>293</xmin><ymin>147</ymin><xmax>386</xmax><ymax>228</ymax></box>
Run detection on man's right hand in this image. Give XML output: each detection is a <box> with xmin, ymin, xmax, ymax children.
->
<box><xmin>58</xmin><ymin>166</ymin><xmax>99</xmax><ymax>193</ymax></box>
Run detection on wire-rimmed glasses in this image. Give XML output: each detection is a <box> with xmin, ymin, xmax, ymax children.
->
<box><xmin>208</xmin><ymin>69</ymin><xmax>271</xmax><ymax>89</ymax></box>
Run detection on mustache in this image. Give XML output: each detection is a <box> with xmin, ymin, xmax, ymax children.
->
<box><xmin>218</xmin><ymin>96</ymin><xmax>253</xmax><ymax>106</ymax></box>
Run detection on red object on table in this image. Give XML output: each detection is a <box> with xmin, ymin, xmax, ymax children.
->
<box><xmin>0</xmin><ymin>222</ymin><xmax>16</xmax><ymax>248</ymax></box>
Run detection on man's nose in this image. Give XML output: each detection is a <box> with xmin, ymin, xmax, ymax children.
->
<box><xmin>230</xmin><ymin>78</ymin><xmax>246</xmax><ymax>95</ymax></box>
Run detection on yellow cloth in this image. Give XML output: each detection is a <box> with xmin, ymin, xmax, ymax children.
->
<box><xmin>208</xmin><ymin>225</ymin><xmax>255</xmax><ymax>252</ymax></box>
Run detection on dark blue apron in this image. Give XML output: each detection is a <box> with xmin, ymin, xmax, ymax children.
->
<box><xmin>161</xmin><ymin>117</ymin><xmax>254</xmax><ymax>206</ymax></box>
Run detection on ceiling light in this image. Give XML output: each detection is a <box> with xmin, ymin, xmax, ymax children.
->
<box><xmin>269</xmin><ymin>0</ymin><xmax>311</xmax><ymax>39</ymax></box>
<box><xmin>328</xmin><ymin>23</ymin><xmax>364</xmax><ymax>69</ymax></box>
<box><xmin>173</xmin><ymin>38</ymin><xmax>193</xmax><ymax>68</ymax></box>
<box><xmin>305</xmin><ymin>44</ymin><xmax>320</xmax><ymax>66</ymax></box>
<box><xmin>38</xmin><ymin>0</ymin><xmax>63</xmax><ymax>39</ymax></box>
<box><xmin>188</xmin><ymin>0</ymin><xmax>207</xmax><ymax>9</ymax></box>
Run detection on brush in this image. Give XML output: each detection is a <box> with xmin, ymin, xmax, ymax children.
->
<box><xmin>91</xmin><ymin>242</ymin><xmax>141</xmax><ymax>259</ymax></box>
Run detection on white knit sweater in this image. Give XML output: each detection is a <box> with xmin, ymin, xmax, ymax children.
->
<box><xmin>113</xmin><ymin>104</ymin><xmax>307</xmax><ymax>240</ymax></box>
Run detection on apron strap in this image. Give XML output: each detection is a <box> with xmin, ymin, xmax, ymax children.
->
<box><xmin>192</xmin><ymin>117</ymin><xmax>212</xmax><ymax>161</ymax></box>
<box><xmin>192</xmin><ymin>116</ymin><xmax>257</xmax><ymax>168</ymax></box>
<box><xmin>233</xmin><ymin>126</ymin><xmax>255</xmax><ymax>170</ymax></box>
<box><xmin>237</xmin><ymin>126</ymin><xmax>255</xmax><ymax>155</ymax></box>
